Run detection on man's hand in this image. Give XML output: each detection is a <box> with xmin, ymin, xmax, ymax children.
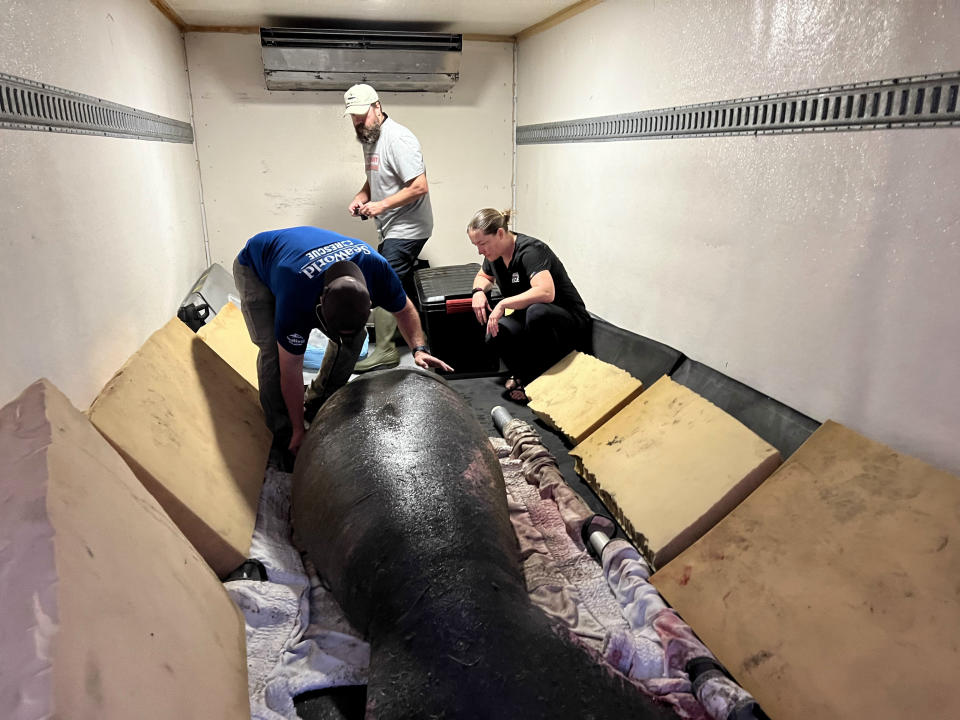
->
<box><xmin>486</xmin><ymin>303</ymin><xmax>506</xmax><ymax>338</ymax></box>
<box><xmin>358</xmin><ymin>200</ymin><xmax>387</xmax><ymax>218</ymax></box>
<box><xmin>348</xmin><ymin>198</ymin><xmax>364</xmax><ymax>217</ymax></box>
<box><xmin>289</xmin><ymin>426</ymin><xmax>305</xmax><ymax>455</ymax></box>
<box><xmin>414</xmin><ymin>349</ymin><xmax>454</xmax><ymax>373</ymax></box>
<box><xmin>473</xmin><ymin>291</ymin><xmax>490</xmax><ymax>325</ymax></box>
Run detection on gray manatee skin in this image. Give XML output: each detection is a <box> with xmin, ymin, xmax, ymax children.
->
<box><xmin>292</xmin><ymin>368</ymin><xmax>676</xmax><ymax>720</ymax></box>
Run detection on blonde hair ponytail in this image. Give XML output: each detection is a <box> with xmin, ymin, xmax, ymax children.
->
<box><xmin>467</xmin><ymin>208</ymin><xmax>512</xmax><ymax>235</ymax></box>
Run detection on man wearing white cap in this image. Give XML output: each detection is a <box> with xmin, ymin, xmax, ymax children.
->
<box><xmin>344</xmin><ymin>83</ymin><xmax>433</xmax><ymax>372</ymax></box>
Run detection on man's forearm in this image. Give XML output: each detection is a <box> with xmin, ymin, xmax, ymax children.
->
<box><xmin>394</xmin><ymin>299</ymin><xmax>427</xmax><ymax>349</ymax></box>
<box><xmin>280</xmin><ymin>362</ymin><xmax>306</xmax><ymax>434</ymax></box>
<box><xmin>353</xmin><ymin>181</ymin><xmax>371</xmax><ymax>203</ymax></box>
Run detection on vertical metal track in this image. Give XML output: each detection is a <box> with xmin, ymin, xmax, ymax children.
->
<box><xmin>517</xmin><ymin>71</ymin><xmax>960</xmax><ymax>145</ymax></box>
<box><xmin>0</xmin><ymin>72</ymin><xmax>194</xmax><ymax>143</ymax></box>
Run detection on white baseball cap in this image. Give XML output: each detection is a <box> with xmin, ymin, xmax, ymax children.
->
<box><xmin>343</xmin><ymin>84</ymin><xmax>379</xmax><ymax>116</ymax></box>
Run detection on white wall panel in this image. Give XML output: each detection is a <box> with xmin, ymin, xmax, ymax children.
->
<box><xmin>0</xmin><ymin>0</ymin><xmax>207</xmax><ymax>409</ymax></box>
<box><xmin>185</xmin><ymin>34</ymin><xmax>514</xmax><ymax>269</ymax></box>
<box><xmin>516</xmin><ymin>0</ymin><xmax>960</xmax><ymax>472</ymax></box>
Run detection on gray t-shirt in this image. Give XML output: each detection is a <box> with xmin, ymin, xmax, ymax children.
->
<box><xmin>363</xmin><ymin>117</ymin><xmax>434</xmax><ymax>240</ymax></box>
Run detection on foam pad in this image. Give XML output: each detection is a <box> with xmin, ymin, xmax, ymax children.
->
<box><xmin>0</xmin><ymin>379</ymin><xmax>249</xmax><ymax>718</ymax></box>
<box><xmin>571</xmin><ymin>375</ymin><xmax>781</xmax><ymax>567</ymax></box>
<box><xmin>671</xmin><ymin>359</ymin><xmax>819</xmax><ymax>459</ymax></box>
<box><xmin>197</xmin><ymin>302</ymin><xmax>259</xmax><ymax>389</ymax></box>
<box><xmin>651</xmin><ymin>421</ymin><xmax>960</xmax><ymax>720</ymax></box>
<box><xmin>526</xmin><ymin>351</ymin><xmax>644</xmax><ymax>444</ymax></box>
<box><xmin>88</xmin><ymin>317</ymin><xmax>270</xmax><ymax>577</ymax></box>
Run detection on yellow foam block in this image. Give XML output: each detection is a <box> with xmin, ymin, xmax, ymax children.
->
<box><xmin>651</xmin><ymin>421</ymin><xmax>960</xmax><ymax>720</ymax></box>
<box><xmin>88</xmin><ymin>317</ymin><xmax>270</xmax><ymax>577</ymax></box>
<box><xmin>197</xmin><ymin>302</ymin><xmax>259</xmax><ymax>389</ymax></box>
<box><xmin>571</xmin><ymin>375</ymin><xmax>780</xmax><ymax>567</ymax></box>
<box><xmin>0</xmin><ymin>379</ymin><xmax>249</xmax><ymax>718</ymax></box>
<box><xmin>526</xmin><ymin>351</ymin><xmax>644</xmax><ymax>444</ymax></box>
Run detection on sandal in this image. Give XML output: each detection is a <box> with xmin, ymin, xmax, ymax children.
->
<box><xmin>501</xmin><ymin>378</ymin><xmax>530</xmax><ymax>405</ymax></box>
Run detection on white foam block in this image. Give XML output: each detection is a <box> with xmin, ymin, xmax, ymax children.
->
<box><xmin>197</xmin><ymin>302</ymin><xmax>259</xmax><ymax>389</ymax></box>
<box><xmin>526</xmin><ymin>351</ymin><xmax>644</xmax><ymax>444</ymax></box>
<box><xmin>652</xmin><ymin>421</ymin><xmax>960</xmax><ymax>720</ymax></box>
<box><xmin>88</xmin><ymin>317</ymin><xmax>270</xmax><ymax>577</ymax></box>
<box><xmin>571</xmin><ymin>375</ymin><xmax>780</xmax><ymax>567</ymax></box>
<box><xmin>0</xmin><ymin>379</ymin><xmax>249</xmax><ymax>719</ymax></box>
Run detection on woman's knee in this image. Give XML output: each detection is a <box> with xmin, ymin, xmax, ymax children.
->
<box><xmin>525</xmin><ymin>303</ymin><xmax>567</xmax><ymax>335</ymax></box>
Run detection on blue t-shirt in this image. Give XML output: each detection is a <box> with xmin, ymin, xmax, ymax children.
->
<box><xmin>237</xmin><ymin>227</ymin><xmax>406</xmax><ymax>354</ymax></box>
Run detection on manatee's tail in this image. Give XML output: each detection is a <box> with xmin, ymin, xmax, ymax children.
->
<box><xmin>364</xmin><ymin>605</ymin><xmax>677</xmax><ymax>720</ymax></box>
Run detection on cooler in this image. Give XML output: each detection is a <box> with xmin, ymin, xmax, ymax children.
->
<box><xmin>414</xmin><ymin>264</ymin><xmax>504</xmax><ymax>378</ymax></box>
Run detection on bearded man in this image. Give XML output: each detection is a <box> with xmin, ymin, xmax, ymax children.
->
<box><xmin>344</xmin><ymin>83</ymin><xmax>434</xmax><ymax>372</ymax></box>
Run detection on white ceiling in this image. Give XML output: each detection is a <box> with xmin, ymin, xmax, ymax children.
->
<box><xmin>166</xmin><ymin>0</ymin><xmax>579</xmax><ymax>37</ymax></box>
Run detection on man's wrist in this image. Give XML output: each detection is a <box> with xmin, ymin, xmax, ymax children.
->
<box><xmin>412</xmin><ymin>344</ymin><xmax>431</xmax><ymax>356</ymax></box>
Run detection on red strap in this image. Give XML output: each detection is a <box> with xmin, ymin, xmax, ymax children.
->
<box><xmin>445</xmin><ymin>298</ymin><xmax>474</xmax><ymax>314</ymax></box>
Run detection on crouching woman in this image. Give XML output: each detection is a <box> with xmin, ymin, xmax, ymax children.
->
<box><xmin>468</xmin><ymin>208</ymin><xmax>592</xmax><ymax>403</ymax></box>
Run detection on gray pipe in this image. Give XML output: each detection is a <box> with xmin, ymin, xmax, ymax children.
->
<box><xmin>491</xmin><ymin>404</ymin><xmax>514</xmax><ymax>435</ymax></box>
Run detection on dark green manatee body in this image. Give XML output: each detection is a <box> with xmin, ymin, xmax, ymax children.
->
<box><xmin>292</xmin><ymin>368</ymin><xmax>675</xmax><ymax>720</ymax></box>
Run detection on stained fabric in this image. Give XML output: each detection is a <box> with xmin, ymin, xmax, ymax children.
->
<box><xmin>603</xmin><ymin>539</ymin><xmax>764</xmax><ymax>720</ymax></box>
<box><xmin>493</xmin><ymin>430</ymin><xmax>706</xmax><ymax>719</ymax></box>
<box><xmin>500</xmin><ymin>418</ymin><xmax>763</xmax><ymax>720</ymax></box>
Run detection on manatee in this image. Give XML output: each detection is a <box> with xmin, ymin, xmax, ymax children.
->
<box><xmin>292</xmin><ymin>368</ymin><xmax>675</xmax><ymax>719</ymax></box>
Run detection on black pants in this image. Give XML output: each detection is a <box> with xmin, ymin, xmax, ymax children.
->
<box><xmin>487</xmin><ymin>303</ymin><xmax>590</xmax><ymax>385</ymax></box>
<box><xmin>379</xmin><ymin>236</ymin><xmax>428</xmax><ymax>284</ymax></box>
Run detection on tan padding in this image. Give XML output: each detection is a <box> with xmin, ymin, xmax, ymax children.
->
<box><xmin>651</xmin><ymin>420</ymin><xmax>960</xmax><ymax>719</ymax></box>
<box><xmin>0</xmin><ymin>379</ymin><xmax>249</xmax><ymax>719</ymax></box>
<box><xmin>197</xmin><ymin>302</ymin><xmax>259</xmax><ymax>389</ymax></box>
<box><xmin>88</xmin><ymin>317</ymin><xmax>270</xmax><ymax>577</ymax></box>
<box><xmin>570</xmin><ymin>375</ymin><xmax>780</xmax><ymax>567</ymax></box>
<box><xmin>526</xmin><ymin>351</ymin><xmax>644</xmax><ymax>444</ymax></box>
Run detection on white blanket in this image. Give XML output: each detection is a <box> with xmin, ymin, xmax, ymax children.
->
<box><xmin>225</xmin><ymin>468</ymin><xmax>368</xmax><ymax>720</ymax></box>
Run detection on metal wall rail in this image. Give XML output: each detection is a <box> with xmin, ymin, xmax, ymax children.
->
<box><xmin>517</xmin><ymin>71</ymin><xmax>960</xmax><ymax>145</ymax></box>
<box><xmin>0</xmin><ymin>72</ymin><xmax>193</xmax><ymax>143</ymax></box>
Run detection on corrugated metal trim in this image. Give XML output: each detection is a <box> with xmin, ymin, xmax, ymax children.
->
<box><xmin>0</xmin><ymin>72</ymin><xmax>193</xmax><ymax>143</ymax></box>
<box><xmin>517</xmin><ymin>71</ymin><xmax>960</xmax><ymax>145</ymax></box>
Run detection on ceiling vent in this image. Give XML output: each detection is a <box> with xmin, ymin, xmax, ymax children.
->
<box><xmin>260</xmin><ymin>28</ymin><xmax>462</xmax><ymax>92</ymax></box>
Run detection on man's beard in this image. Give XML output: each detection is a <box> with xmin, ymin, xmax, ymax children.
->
<box><xmin>354</xmin><ymin>121</ymin><xmax>381</xmax><ymax>145</ymax></box>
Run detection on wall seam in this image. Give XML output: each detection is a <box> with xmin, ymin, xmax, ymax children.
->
<box><xmin>511</xmin><ymin>41</ymin><xmax>519</xmax><ymax>222</ymax></box>
<box><xmin>180</xmin><ymin>33</ymin><xmax>211</xmax><ymax>267</ymax></box>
